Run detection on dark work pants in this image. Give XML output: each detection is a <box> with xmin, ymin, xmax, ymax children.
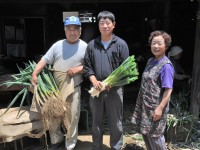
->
<box><xmin>90</xmin><ymin>87</ymin><xmax>123</xmax><ymax>150</ymax></box>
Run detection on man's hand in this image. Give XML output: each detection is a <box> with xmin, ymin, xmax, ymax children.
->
<box><xmin>30</xmin><ymin>58</ymin><xmax>47</xmax><ymax>86</ymax></box>
<box><xmin>105</xmin><ymin>85</ymin><xmax>111</xmax><ymax>91</ymax></box>
<box><xmin>67</xmin><ymin>68</ymin><xmax>77</xmax><ymax>76</ymax></box>
<box><xmin>89</xmin><ymin>75</ymin><xmax>103</xmax><ymax>91</ymax></box>
<box><xmin>31</xmin><ymin>74</ymin><xmax>38</xmax><ymax>86</ymax></box>
<box><xmin>67</xmin><ymin>66</ymin><xmax>83</xmax><ymax>77</ymax></box>
<box><xmin>92</xmin><ymin>80</ymin><xmax>103</xmax><ymax>91</ymax></box>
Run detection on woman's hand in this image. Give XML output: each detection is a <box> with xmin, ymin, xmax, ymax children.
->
<box><xmin>152</xmin><ymin>88</ymin><xmax>172</xmax><ymax>121</ymax></box>
<box><xmin>152</xmin><ymin>107</ymin><xmax>163</xmax><ymax>121</ymax></box>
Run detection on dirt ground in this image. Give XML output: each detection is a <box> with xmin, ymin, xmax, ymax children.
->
<box><xmin>0</xmin><ymin>132</ymin><xmax>145</xmax><ymax>150</ymax></box>
<box><xmin>0</xmin><ymin>95</ymin><xmax>199</xmax><ymax>150</ymax></box>
<box><xmin>0</xmin><ymin>100</ymin><xmax>146</xmax><ymax>150</ymax></box>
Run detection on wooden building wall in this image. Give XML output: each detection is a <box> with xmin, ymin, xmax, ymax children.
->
<box><xmin>190</xmin><ymin>1</ymin><xmax>200</xmax><ymax>118</ymax></box>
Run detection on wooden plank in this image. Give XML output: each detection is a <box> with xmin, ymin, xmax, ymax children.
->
<box><xmin>190</xmin><ymin>2</ymin><xmax>200</xmax><ymax>118</ymax></box>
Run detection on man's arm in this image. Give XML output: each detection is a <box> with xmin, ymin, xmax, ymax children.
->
<box><xmin>31</xmin><ymin>58</ymin><xmax>47</xmax><ymax>85</ymax></box>
<box><xmin>83</xmin><ymin>46</ymin><xmax>95</xmax><ymax>79</ymax></box>
<box><xmin>120</xmin><ymin>42</ymin><xmax>130</xmax><ymax>63</ymax></box>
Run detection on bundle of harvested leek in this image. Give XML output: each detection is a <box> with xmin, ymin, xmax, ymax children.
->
<box><xmin>0</xmin><ymin>61</ymin><xmax>68</xmax><ymax>132</ymax></box>
<box><xmin>89</xmin><ymin>55</ymin><xmax>139</xmax><ymax>97</ymax></box>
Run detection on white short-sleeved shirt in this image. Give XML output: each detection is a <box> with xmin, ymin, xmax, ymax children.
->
<box><xmin>42</xmin><ymin>39</ymin><xmax>87</xmax><ymax>86</ymax></box>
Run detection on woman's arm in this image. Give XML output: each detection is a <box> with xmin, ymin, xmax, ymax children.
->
<box><xmin>153</xmin><ymin>88</ymin><xmax>172</xmax><ymax>121</ymax></box>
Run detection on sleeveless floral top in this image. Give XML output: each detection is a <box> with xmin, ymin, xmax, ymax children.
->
<box><xmin>132</xmin><ymin>56</ymin><xmax>173</xmax><ymax>137</ymax></box>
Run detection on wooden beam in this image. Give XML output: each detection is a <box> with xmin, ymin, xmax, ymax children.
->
<box><xmin>190</xmin><ymin>1</ymin><xmax>200</xmax><ymax>118</ymax></box>
<box><xmin>0</xmin><ymin>0</ymin><xmax>163</xmax><ymax>4</ymax></box>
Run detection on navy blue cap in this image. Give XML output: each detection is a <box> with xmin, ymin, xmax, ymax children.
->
<box><xmin>64</xmin><ymin>16</ymin><xmax>81</xmax><ymax>26</ymax></box>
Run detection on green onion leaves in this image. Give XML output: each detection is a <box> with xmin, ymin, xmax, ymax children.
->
<box><xmin>89</xmin><ymin>55</ymin><xmax>139</xmax><ymax>97</ymax></box>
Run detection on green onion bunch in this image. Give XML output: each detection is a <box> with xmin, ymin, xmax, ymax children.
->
<box><xmin>0</xmin><ymin>61</ymin><xmax>35</xmax><ymax>116</ymax></box>
<box><xmin>0</xmin><ymin>61</ymin><xmax>68</xmax><ymax>132</ymax></box>
<box><xmin>89</xmin><ymin>55</ymin><xmax>139</xmax><ymax>97</ymax></box>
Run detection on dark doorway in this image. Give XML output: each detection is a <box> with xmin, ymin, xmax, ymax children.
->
<box><xmin>25</xmin><ymin>18</ymin><xmax>45</xmax><ymax>61</ymax></box>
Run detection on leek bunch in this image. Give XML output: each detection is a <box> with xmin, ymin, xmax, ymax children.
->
<box><xmin>0</xmin><ymin>61</ymin><xmax>68</xmax><ymax>132</ymax></box>
<box><xmin>0</xmin><ymin>61</ymin><xmax>35</xmax><ymax>116</ymax></box>
<box><xmin>89</xmin><ymin>55</ymin><xmax>139</xmax><ymax>97</ymax></box>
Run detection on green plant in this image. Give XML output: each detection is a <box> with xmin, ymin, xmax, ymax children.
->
<box><xmin>167</xmin><ymin>88</ymin><xmax>196</xmax><ymax>142</ymax></box>
<box><xmin>0</xmin><ymin>61</ymin><xmax>68</xmax><ymax>133</ymax></box>
<box><xmin>89</xmin><ymin>55</ymin><xmax>139</xmax><ymax>97</ymax></box>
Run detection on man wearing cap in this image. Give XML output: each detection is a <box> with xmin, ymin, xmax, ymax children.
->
<box><xmin>31</xmin><ymin>16</ymin><xmax>87</xmax><ymax>150</ymax></box>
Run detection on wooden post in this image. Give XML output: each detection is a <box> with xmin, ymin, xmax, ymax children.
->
<box><xmin>190</xmin><ymin>1</ymin><xmax>200</xmax><ymax>118</ymax></box>
<box><xmin>163</xmin><ymin>0</ymin><xmax>170</xmax><ymax>32</ymax></box>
